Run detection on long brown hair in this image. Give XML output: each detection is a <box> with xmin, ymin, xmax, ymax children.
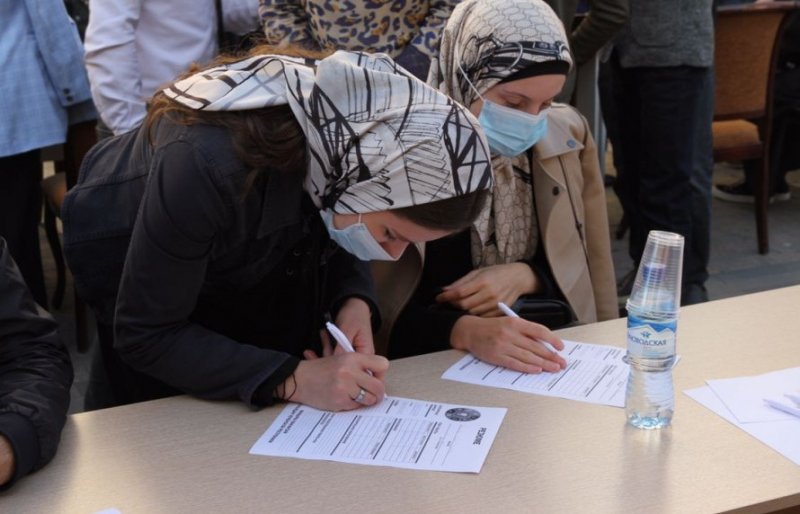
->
<box><xmin>146</xmin><ymin>44</ymin><xmax>330</xmax><ymax>178</ymax></box>
<box><xmin>394</xmin><ymin>191</ymin><xmax>489</xmax><ymax>232</ymax></box>
<box><xmin>145</xmin><ymin>45</ymin><xmax>489</xmax><ymax>232</ymax></box>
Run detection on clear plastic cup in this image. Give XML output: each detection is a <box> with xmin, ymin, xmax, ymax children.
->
<box><xmin>628</xmin><ymin>230</ymin><xmax>684</xmax><ymax>315</ymax></box>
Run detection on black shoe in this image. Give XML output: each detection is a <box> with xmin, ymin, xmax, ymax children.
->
<box><xmin>712</xmin><ymin>181</ymin><xmax>791</xmax><ymax>204</ymax></box>
<box><xmin>681</xmin><ymin>283</ymin><xmax>708</xmax><ymax>306</ymax></box>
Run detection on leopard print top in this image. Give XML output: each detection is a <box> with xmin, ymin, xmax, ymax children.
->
<box><xmin>258</xmin><ymin>0</ymin><xmax>458</xmax><ymax>59</ymax></box>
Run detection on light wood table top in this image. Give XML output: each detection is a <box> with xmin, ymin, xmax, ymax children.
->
<box><xmin>5</xmin><ymin>286</ymin><xmax>800</xmax><ymax>513</ymax></box>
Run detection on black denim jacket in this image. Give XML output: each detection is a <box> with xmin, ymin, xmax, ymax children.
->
<box><xmin>63</xmin><ymin>119</ymin><xmax>377</xmax><ymax>407</ymax></box>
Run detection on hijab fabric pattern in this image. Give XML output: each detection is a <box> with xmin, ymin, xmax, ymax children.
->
<box><xmin>164</xmin><ymin>50</ymin><xmax>493</xmax><ymax>214</ymax></box>
<box><xmin>428</xmin><ymin>0</ymin><xmax>571</xmax><ymax>267</ymax></box>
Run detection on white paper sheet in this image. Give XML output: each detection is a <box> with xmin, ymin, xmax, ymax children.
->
<box><xmin>706</xmin><ymin>367</ymin><xmax>800</xmax><ymax>423</ymax></box>
<box><xmin>250</xmin><ymin>396</ymin><xmax>506</xmax><ymax>473</ymax></box>
<box><xmin>442</xmin><ymin>340</ymin><xmax>628</xmax><ymax>407</ymax></box>
<box><xmin>684</xmin><ymin>386</ymin><xmax>800</xmax><ymax>466</ymax></box>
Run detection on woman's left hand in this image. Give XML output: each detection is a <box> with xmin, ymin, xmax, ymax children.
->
<box><xmin>304</xmin><ymin>297</ymin><xmax>375</xmax><ymax>360</ymax></box>
<box><xmin>436</xmin><ymin>263</ymin><xmax>538</xmax><ymax>317</ymax></box>
<box><xmin>334</xmin><ymin>297</ymin><xmax>375</xmax><ymax>354</ymax></box>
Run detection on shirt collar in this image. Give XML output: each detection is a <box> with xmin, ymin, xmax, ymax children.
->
<box><xmin>532</xmin><ymin>113</ymin><xmax>584</xmax><ymax>160</ymax></box>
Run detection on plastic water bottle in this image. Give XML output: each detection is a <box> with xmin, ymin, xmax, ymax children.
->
<box><xmin>624</xmin><ymin>231</ymin><xmax>684</xmax><ymax>429</ymax></box>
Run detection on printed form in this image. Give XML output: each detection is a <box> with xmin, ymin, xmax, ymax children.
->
<box><xmin>250</xmin><ymin>397</ymin><xmax>506</xmax><ymax>473</ymax></box>
<box><xmin>442</xmin><ymin>340</ymin><xmax>628</xmax><ymax>407</ymax></box>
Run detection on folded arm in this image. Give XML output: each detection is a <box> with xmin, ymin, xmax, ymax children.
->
<box><xmin>0</xmin><ymin>239</ymin><xmax>73</xmax><ymax>490</ymax></box>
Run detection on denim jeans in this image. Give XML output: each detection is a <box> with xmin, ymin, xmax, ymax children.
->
<box><xmin>611</xmin><ymin>56</ymin><xmax>714</xmax><ymax>290</ymax></box>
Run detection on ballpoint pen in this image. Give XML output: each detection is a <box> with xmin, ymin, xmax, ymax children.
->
<box><xmin>497</xmin><ymin>301</ymin><xmax>520</xmax><ymax>319</ymax></box>
<box><xmin>763</xmin><ymin>397</ymin><xmax>800</xmax><ymax>420</ymax></box>
<box><xmin>785</xmin><ymin>392</ymin><xmax>800</xmax><ymax>408</ymax></box>
<box><xmin>325</xmin><ymin>321</ymin><xmax>374</xmax><ymax>376</ymax></box>
<box><xmin>497</xmin><ymin>302</ymin><xmax>560</xmax><ymax>356</ymax></box>
<box><xmin>325</xmin><ymin>321</ymin><xmax>356</xmax><ymax>353</ymax></box>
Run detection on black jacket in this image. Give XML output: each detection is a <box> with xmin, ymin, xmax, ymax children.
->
<box><xmin>63</xmin><ymin>119</ymin><xmax>378</xmax><ymax>408</ymax></box>
<box><xmin>0</xmin><ymin>238</ymin><xmax>73</xmax><ymax>490</ymax></box>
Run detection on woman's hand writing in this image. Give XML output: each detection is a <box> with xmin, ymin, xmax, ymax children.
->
<box><xmin>286</xmin><ymin>353</ymin><xmax>389</xmax><ymax>411</ymax></box>
<box><xmin>450</xmin><ymin>315</ymin><xmax>566</xmax><ymax>374</ymax></box>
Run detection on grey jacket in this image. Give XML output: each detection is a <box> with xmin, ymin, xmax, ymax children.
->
<box><xmin>613</xmin><ymin>0</ymin><xmax>714</xmax><ymax>68</ymax></box>
<box><xmin>545</xmin><ymin>0</ymin><xmax>629</xmax><ymax>65</ymax></box>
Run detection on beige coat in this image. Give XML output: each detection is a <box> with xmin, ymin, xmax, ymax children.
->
<box><xmin>371</xmin><ymin>104</ymin><xmax>618</xmax><ymax>356</ymax></box>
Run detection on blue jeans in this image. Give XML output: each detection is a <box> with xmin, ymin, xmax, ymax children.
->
<box><xmin>611</xmin><ymin>56</ymin><xmax>714</xmax><ymax>290</ymax></box>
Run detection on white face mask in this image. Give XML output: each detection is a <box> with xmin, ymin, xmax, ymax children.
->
<box><xmin>319</xmin><ymin>210</ymin><xmax>399</xmax><ymax>261</ymax></box>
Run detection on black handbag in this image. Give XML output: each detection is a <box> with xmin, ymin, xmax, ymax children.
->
<box><xmin>513</xmin><ymin>297</ymin><xmax>578</xmax><ymax>330</ymax></box>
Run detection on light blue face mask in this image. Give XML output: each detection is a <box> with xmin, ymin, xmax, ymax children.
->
<box><xmin>319</xmin><ymin>210</ymin><xmax>398</xmax><ymax>261</ymax></box>
<box><xmin>457</xmin><ymin>55</ymin><xmax>550</xmax><ymax>157</ymax></box>
<box><xmin>478</xmin><ymin>101</ymin><xmax>549</xmax><ymax>157</ymax></box>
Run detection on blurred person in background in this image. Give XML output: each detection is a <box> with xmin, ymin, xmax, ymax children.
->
<box><xmin>84</xmin><ymin>0</ymin><xmax>259</xmax><ymax>138</ymax></box>
<box><xmin>545</xmin><ymin>0</ymin><xmax>628</xmax><ymax>102</ymax></box>
<box><xmin>258</xmin><ymin>0</ymin><xmax>459</xmax><ymax>79</ymax></box>
<box><xmin>713</xmin><ymin>5</ymin><xmax>800</xmax><ymax>203</ymax></box>
<box><xmin>0</xmin><ymin>238</ymin><xmax>73</xmax><ymax>491</ymax></box>
<box><xmin>608</xmin><ymin>0</ymin><xmax>715</xmax><ymax>306</ymax></box>
<box><xmin>0</xmin><ymin>0</ymin><xmax>95</xmax><ymax>307</ymax></box>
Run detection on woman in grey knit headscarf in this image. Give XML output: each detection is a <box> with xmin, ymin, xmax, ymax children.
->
<box><xmin>382</xmin><ymin>0</ymin><xmax>617</xmax><ymax>374</ymax></box>
<box><xmin>429</xmin><ymin>0</ymin><xmax>572</xmax><ymax>268</ymax></box>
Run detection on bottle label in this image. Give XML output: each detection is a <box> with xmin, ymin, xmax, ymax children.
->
<box><xmin>626</xmin><ymin>314</ymin><xmax>676</xmax><ymax>359</ymax></box>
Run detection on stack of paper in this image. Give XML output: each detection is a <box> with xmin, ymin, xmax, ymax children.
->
<box><xmin>684</xmin><ymin>367</ymin><xmax>800</xmax><ymax>466</ymax></box>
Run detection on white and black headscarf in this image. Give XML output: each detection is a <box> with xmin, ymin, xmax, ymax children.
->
<box><xmin>164</xmin><ymin>50</ymin><xmax>493</xmax><ymax>214</ymax></box>
<box><xmin>429</xmin><ymin>0</ymin><xmax>572</xmax><ymax>267</ymax></box>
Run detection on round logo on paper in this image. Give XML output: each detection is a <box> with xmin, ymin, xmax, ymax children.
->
<box><xmin>445</xmin><ymin>408</ymin><xmax>481</xmax><ymax>422</ymax></box>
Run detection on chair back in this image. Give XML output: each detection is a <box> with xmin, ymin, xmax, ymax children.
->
<box><xmin>714</xmin><ymin>3</ymin><xmax>798</xmax><ymax>122</ymax></box>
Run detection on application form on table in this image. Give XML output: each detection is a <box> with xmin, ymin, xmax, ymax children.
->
<box><xmin>442</xmin><ymin>340</ymin><xmax>628</xmax><ymax>407</ymax></box>
<box><xmin>250</xmin><ymin>396</ymin><xmax>506</xmax><ymax>473</ymax></box>
<box><xmin>705</xmin><ymin>367</ymin><xmax>800</xmax><ymax>423</ymax></box>
<box><xmin>685</xmin><ymin>386</ymin><xmax>800</xmax><ymax>466</ymax></box>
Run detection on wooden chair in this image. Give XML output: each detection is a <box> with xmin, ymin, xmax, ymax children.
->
<box><xmin>713</xmin><ymin>2</ymin><xmax>799</xmax><ymax>254</ymax></box>
<box><xmin>41</xmin><ymin>120</ymin><xmax>97</xmax><ymax>352</ymax></box>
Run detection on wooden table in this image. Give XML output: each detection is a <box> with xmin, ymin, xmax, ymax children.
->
<box><xmin>5</xmin><ymin>286</ymin><xmax>800</xmax><ymax>513</ymax></box>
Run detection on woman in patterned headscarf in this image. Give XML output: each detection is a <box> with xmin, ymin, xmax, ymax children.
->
<box><xmin>63</xmin><ymin>46</ymin><xmax>495</xmax><ymax>412</ymax></box>
<box><xmin>382</xmin><ymin>0</ymin><xmax>617</xmax><ymax>372</ymax></box>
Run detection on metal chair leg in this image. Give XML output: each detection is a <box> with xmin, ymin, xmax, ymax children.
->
<box><xmin>43</xmin><ymin>199</ymin><xmax>66</xmax><ymax>308</ymax></box>
<box><xmin>755</xmin><ymin>157</ymin><xmax>770</xmax><ymax>254</ymax></box>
